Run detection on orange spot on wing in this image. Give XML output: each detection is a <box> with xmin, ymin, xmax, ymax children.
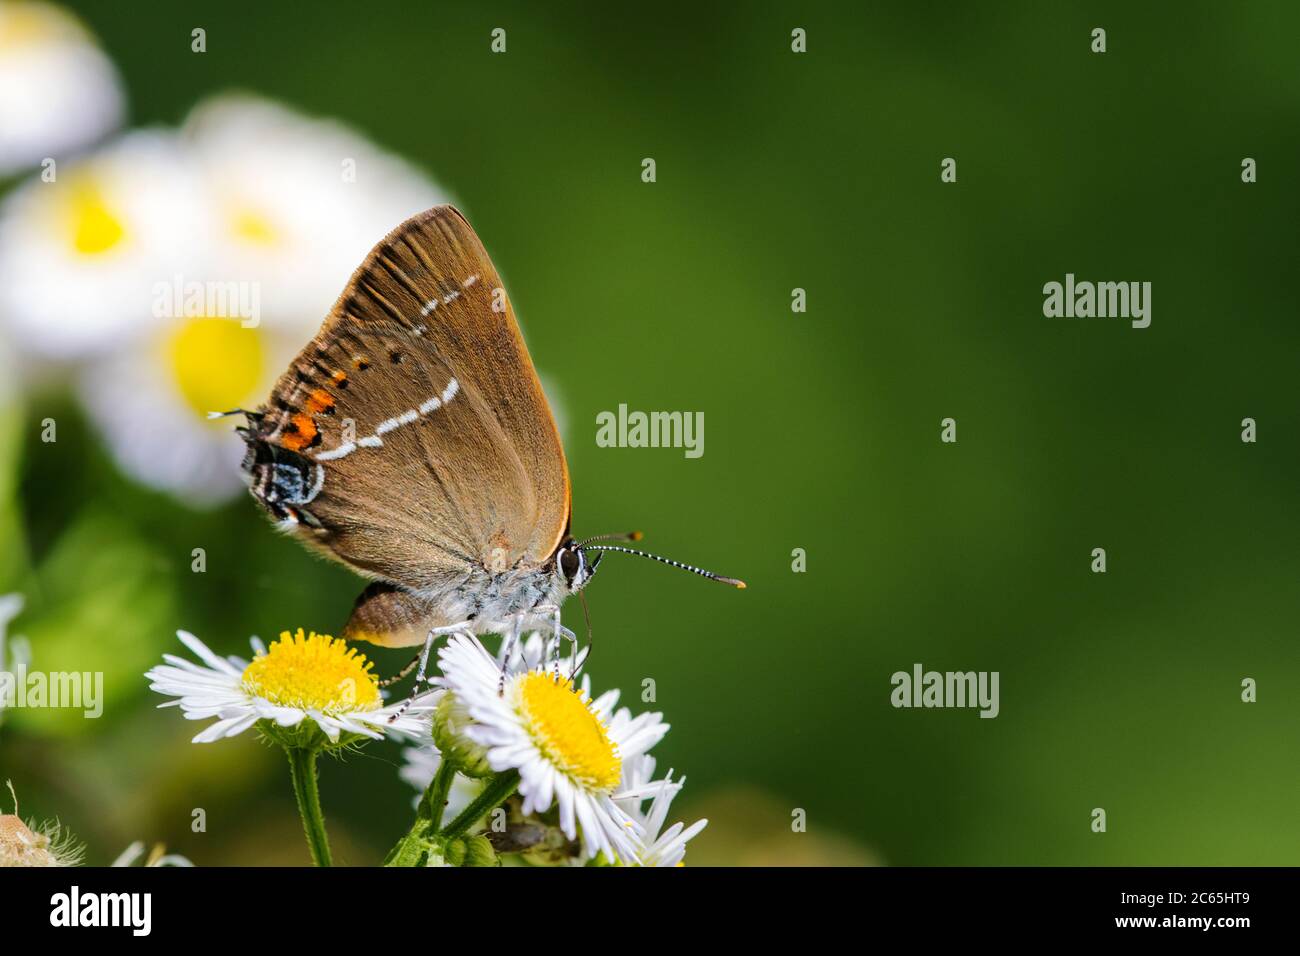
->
<box><xmin>281</xmin><ymin>413</ymin><xmax>318</xmax><ymax>451</ymax></box>
<box><xmin>305</xmin><ymin>389</ymin><xmax>335</xmax><ymax>414</ymax></box>
<box><xmin>331</xmin><ymin>370</ymin><xmax>348</xmax><ymax>385</ymax></box>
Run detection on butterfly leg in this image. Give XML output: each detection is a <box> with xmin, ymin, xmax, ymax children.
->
<box><xmin>559</xmin><ymin>622</ymin><xmax>581</xmax><ymax>682</ymax></box>
<box><xmin>387</xmin><ymin>620</ymin><xmax>474</xmax><ymax>723</ymax></box>
<box><xmin>533</xmin><ymin>604</ymin><xmax>580</xmax><ymax>683</ymax></box>
<box><xmin>378</xmin><ymin>652</ymin><xmax>421</xmax><ymax>688</ymax></box>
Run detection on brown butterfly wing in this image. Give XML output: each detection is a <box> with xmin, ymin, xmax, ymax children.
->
<box><xmin>242</xmin><ymin>206</ymin><xmax>571</xmax><ymax>601</ymax></box>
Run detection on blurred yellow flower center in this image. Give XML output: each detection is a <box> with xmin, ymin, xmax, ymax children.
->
<box><xmin>0</xmin><ymin>4</ymin><xmax>85</xmax><ymax>52</ymax></box>
<box><xmin>67</xmin><ymin>180</ymin><xmax>125</xmax><ymax>255</ymax></box>
<box><xmin>168</xmin><ymin>317</ymin><xmax>264</xmax><ymax>418</ymax></box>
<box><xmin>517</xmin><ymin>673</ymin><xmax>621</xmax><ymax>791</ymax></box>
<box><xmin>241</xmin><ymin>630</ymin><xmax>381</xmax><ymax>713</ymax></box>
<box><xmin>230</xmin><ymin>206</ymin><xmax>278</xmax><ymax>245</ymax></box>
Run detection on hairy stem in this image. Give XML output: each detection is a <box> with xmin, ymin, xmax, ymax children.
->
<box><xmin>288</xmin><ymin>747</ymin><xmax>332</xmax><ymax>867</ymax></box>
<box><xmin>421</xmin><ymin>756</ymin><xmax>458</xmax><ymax>836</ymax></box>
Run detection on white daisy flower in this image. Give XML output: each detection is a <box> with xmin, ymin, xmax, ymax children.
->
<box><xmin>0</xmin><ymin>1</ymin><xmax>124</xmax><ymax>176</ymax></box>
<box><xmin>499</xmin><ymin>630</ymin><xmax>586</xmax><ymax>674</ymax></box>
<box><xmin>146</xmin><ymin>628</ymin><xmax>437</xmax><ymax>745</ymax></box>
<box><xmin>181</xmin><ymin>93</ymin><xmax>447</xmax><ymax>334</ymax></box>
<box><xmin>399</xmin><ymin>745</ymin><xmax>482</xmax><ymax>820</ymax></box>
<box><xmin>436</xmin><ymin>633</ymin><xmax>669</xmax><ymax>863</ymax></box>
<box><xmin>0</xmin><ymin>130</ymin><xmax>211</xmax><ymax>360</ymax></box>
<box><xmin>608</xmin><ymin>755</ymin><xmax>707</xmax><ymax>867</ymax></box>
<box><xmin>431</xmin><ymin>631</ymin><xmax>588</xmax><ymax>777</ymax></box>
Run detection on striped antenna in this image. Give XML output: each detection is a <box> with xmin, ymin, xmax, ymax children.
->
<box><xmin>581</xmin><ymin>545</ymin><xmax>746</xmax><ymax>588</ymax></box>
<box><xmin>206</xmin><ymin>408</ymin><xmax>263</xmax><ymax>421</ymax></box>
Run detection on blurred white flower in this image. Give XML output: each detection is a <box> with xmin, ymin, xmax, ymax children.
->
<box><xmin>16</xmin><ymin>94</ymin><xmax>448</xmax><ymax>504</ymax></box>
<box><xmin>0</xmin><ymin>1</ymin><xmax>124</xmax><ymax>176</ymax></box>
<box><xmin>110</xmin><ymin>841</ymin><xmax>193</xmax><ymax>867</ymax></box>
<box><xmin>181</xmin><ymin>93</ymin><xmax>447</xmax><ymax>335</ymax></box>
<box><xmin>0</xmin><ymin>592</ymin><xmax>21</xmax><ymax>655</ymax></box>
<box><xmin>0</xmin><ymin>326</ymin><xmax>17</xmax><ymax>404</ymax></box>
<box><xmin>0</xmin><ymin>130</ymin><xmax>210</xmax><ymax>359</ymax></box>
<box><xmin>0</xmin><ymin>86</ymin><xmax>447</xmax><ymax>503</ymax></box>
<box><xmin>77</xmin><ymin>315</ymin><xmax>279</xmax><ymax>504</ymax></box>
<box><xmin>0</xmin><ymin>594</ymin><xmax>30</xmax><ymax>729</ymax></box>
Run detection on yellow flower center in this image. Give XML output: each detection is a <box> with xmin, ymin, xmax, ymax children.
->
<box><xmin>167</xmin><ymin>316</ymin><xmax>265</xmax><ymax>418</ymax></box>
<box><xmin>66</xmin><ymin>179</ymin><xmax>125</xmax><ymax>255</ymax></box>
<box><xmin>229</xmin><ymin>205</ymin><xmax>278</xmax><ymax>245</ymax></box>
<box><xmin>0</xmin><ymin>3</ymin><xmax>88</xmax><ymax>53</ymax></box>
<box><xmin>517</xmin><ymin>672</ymin><xmax>621</xmax><ymax>791</ymax></box>
<box><xmin>241</xmin><ymin>630</ymin><xmax>381</xmax><ymax>713</ymax></box>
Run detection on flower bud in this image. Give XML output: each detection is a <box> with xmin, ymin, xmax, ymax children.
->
<box><xmin>462</xmin><ymin>834</ymin><xmax>497</xmax><ymax>867</ymax></box>
<box><xmin>431</xmin><ymin>692</ymin><xmax>492</xmax><ymax>777</ymax></box>
<box><xmin>443</xmin><ymin>837</ymin><xmax>467</xmax><ymax>867</ymax></box>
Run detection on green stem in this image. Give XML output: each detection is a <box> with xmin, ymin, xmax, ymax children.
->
<box><xmin>383</xmin><ymin>767</ymin><xmax>520</xmax><ymax>866</ymax></box>
<box><xmin>383</xmin><ymin>757</ymin><xmax>461</xmax><ymax>866</ymax></box>
<box><xmin>440</xmin><ymin>770</ymin><xmax>519</xmax><ymax>841</ymax></box>
<box><xmin>420</xmin><ymin>756</ymin><xmax>458</xmax><ymax>836</ymax></box>
<box><xmin>288</xmin><ymin>747</ymin><xmax>332</xmax><ymax>867</ymax></box>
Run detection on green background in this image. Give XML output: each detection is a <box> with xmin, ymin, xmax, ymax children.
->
<box><xmin>1</xmin><ymin>0</ymin><xmax>1297</xmax><ymax>865</ymax></box>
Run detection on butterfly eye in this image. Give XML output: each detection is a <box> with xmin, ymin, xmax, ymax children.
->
<box><xmin>559</xmin><ymin>547</ymin><xmax>582</xmax><ymax>585</ymax></box>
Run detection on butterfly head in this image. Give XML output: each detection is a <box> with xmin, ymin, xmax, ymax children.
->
<box><xmin>557</xmin><ymin>538</ymin><xmax>601</xmax><ymax>593</ymax></box>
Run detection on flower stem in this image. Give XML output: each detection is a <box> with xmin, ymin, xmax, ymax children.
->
<box><xmin>439</xmin><ymin>770</ymin><xmax>519</xmax><ymax>841</ymax></box>
<box><xmin>288</xmin><ymin>747</ymin><xmax>332</xmax><ymax>867</ymax></box>
<box><xmin>383</xmin><ymin>758</ymin><xmax>460</xmax><ymax>867</ymax></box>
<box><xmin>420</xmin><ymin>756</ymin><xmax>458</xmax><ymax>836</ymax></box>
<box><xmin>384</xmin><ymin>767</ymin><xmax>520</xmax><ymax>866</ymax></box>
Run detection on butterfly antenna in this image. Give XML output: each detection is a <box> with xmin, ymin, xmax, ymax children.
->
<box><xmin>207</xmin><ymin>408</ymin><xmax>264</xmax><ymax>424</ymax></box>
<box><xmin>581</xmin><ymin>545</ymin><xmax>746</xmax><ymax>588</ymax></box>
<box><xmin>576</xmin><ymin>531</ymin><xmax>643</xmax><ymax>547</ymax></box>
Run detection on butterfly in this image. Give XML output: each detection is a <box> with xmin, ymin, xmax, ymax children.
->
<box><xmin>231</xmin><ymin>206</ymin><xmax>743</xmax><ymax>687</ymax></box>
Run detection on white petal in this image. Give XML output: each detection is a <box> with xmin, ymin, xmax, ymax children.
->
<box><xmin>176</xmin><ymin>630</ymin><xmax>245</xmax><ymax>676</ymax></box>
